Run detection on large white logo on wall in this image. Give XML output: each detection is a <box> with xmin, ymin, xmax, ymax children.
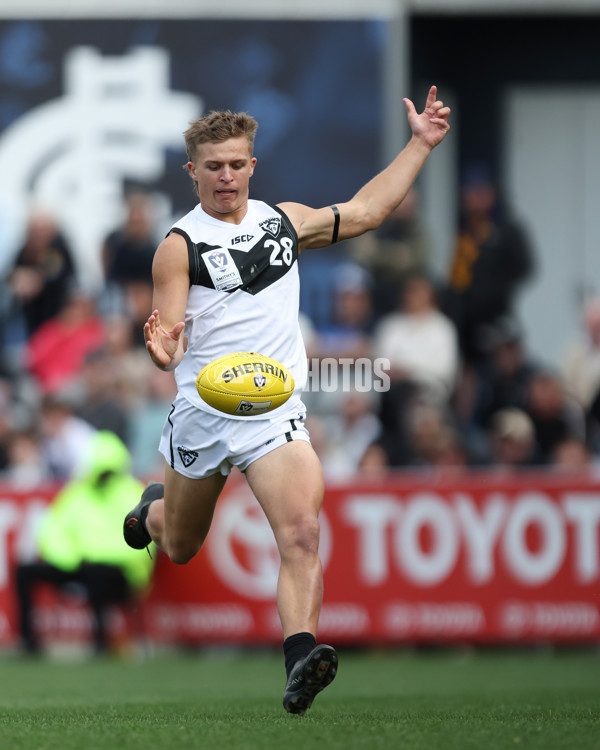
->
<box><xmin>0</xmin><ymin>46</ymin><xmax>201</xmax><ymax>287</ymax></box>
<box><xmin>207</xmin><ymin>485</ymin><xmax>332</xmax><ymax>600</ymax></box>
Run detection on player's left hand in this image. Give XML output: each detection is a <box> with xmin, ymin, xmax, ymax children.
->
<box><xmin>403</xmin><ymin>85</ymin><xmax>451</xmax><ymax>150</ymax></box>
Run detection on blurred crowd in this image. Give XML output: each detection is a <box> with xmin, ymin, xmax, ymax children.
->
<box><xmin>0</xmin><ymin>171</ymin><xmax>599</xmax><ymax>487</ymax></box>
<box><xmin>0</xmin><ymin>190</ymin><xmax>178</xmax><ymax>486</ymax></box>
<box><xmin>301</xmin><ymin>167</ymin><xmax>600</xmax><ymax>480</ymax></box>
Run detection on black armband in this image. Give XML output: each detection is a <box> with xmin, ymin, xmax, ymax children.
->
<box><xmin>330</xmin><ymin>205</ymin><xmax>340</xmax><ymax>244</ymax></box>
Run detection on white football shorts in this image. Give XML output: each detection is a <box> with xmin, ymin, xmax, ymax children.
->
<box><xmin>158</xmin><ymin>392</ymin><xmax>311</xmax><ymax>479</ymax></box>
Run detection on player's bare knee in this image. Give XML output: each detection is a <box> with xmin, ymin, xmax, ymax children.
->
<box><xmin>166</xmin><ymin>539</ymin><xmax>199</xmax><ymax>566</ymax></box>
<box><xmin>168</xmin><ymin>549</ymin><xmax>195</xmax><ymax>566</ymax></box>
<box><xmin>279</xmin><ymin>515</ymin><xmax>320</xmax><ymax>560</ymax></box>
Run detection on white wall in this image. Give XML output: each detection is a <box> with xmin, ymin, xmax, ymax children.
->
<box><xmin>0</xmin><ymin>0</ymin><xmax>395</xmax><ymax>19</ymax></box>
<box><xmin>505</xmin><ymin>87</ymin><xmax>600</xmax><ymax>369</ymax></box>
<box><xmin>2</xmin><ymin>0</ymin><xmax>600</xmax><ymax>19</ymax></box>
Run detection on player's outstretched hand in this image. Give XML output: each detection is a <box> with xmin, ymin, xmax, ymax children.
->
<box><xmin>403</xmin><ymin>85</ymin><xmax>451</xmax><ymax>150</ymax></box>
<box><xmin>144</xmin><ymin>309</ymin><xmax>185</xmax><ymax>370</ymax></box>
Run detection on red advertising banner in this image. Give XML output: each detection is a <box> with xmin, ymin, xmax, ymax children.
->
<box><xmin>1</xmin><ymin>472</ymin><xmax>600</xmax><ymax>649</ymax></box>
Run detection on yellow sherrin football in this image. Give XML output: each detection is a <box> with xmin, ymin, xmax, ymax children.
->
<box><xmin>196</xmin><ymin>352</ymin><xmax>295</xmax><ymax>416</ymax></box>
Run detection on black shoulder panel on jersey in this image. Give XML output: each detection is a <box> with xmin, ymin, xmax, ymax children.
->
<box><xmin>275</xmin><ymin>205</ymin><xmax>299</xmax><ymax>247</ymax></box>
<box><xmin>236</xmin><ymin>210</ymin><xmax>299</xmax><ymax>295</ymax></box>
<box><xmin>168</xmin><ymin>226</ymin><xmax>192</xmax><ymax>247</ymax></box>
<box><xmin>185</xmin><ymin>211</ymin><xmax>300</xmax><ymax>296</ymax></box>
<box><xmin>167</xmin><ymin>227</ymin><xmax>197</xmax><ymax>287</ymax></box>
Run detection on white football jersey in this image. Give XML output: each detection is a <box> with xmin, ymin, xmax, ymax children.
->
<box><xmin>169</xmin><ymin>199</ymin><xmax>307</xmax><ymax>419</ymax></box>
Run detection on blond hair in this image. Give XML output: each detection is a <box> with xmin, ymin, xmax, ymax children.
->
<box><xmin>184</xmin><ymin>110</ymin><xmax>258</xmax><ymax>163</ymax></box>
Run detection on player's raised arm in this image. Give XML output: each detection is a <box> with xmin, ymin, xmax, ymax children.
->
<box><xmin>280</xmin><ymin>85</ymin><xmax>450</xmax><ymax>251</ymax></box>
<box><xmin>143</xmin><ymin>232</ymin><xmax>189</xmax><ymax>371</ymax></box>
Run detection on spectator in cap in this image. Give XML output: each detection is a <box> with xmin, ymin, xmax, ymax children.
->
<box><xmin>469</xmin><ymin>316</ymin><xmax>538</xmax><ymax>437</ymax></box>
<box><xmin>489</xmin><ymin>407</ymin><xmax>536</xmax><ymax>471</ymax></box>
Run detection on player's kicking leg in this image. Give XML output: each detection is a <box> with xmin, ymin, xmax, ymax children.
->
<box><xmin>123</xmin><ymin>481</ymin><xmax>165</xmax><ymax>550</ymax></box>
<box><xmin>124</xmin><ymin>463</ymin><xmax>226</xmax><ymax>563</ymax></box>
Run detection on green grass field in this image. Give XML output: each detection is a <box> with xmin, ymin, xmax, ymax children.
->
<box><xmin>0</xmin><ymin>647</ymin><xmax>598</xmax><ymax>750</ymax></box>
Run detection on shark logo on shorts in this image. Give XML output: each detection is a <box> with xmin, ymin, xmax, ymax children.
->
<box><xmin>177</xmin><ymin>446</ymin><xmax>199</xmax><ymax>468</ymax></box>
<box><xmin>259</xmin><ymin>217</ymin><xmax>281</xmax><ymax>237</ymax></box>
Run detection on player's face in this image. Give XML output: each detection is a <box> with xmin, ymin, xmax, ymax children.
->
<box><xmin>188</xmin><ymin>136</ymin><xmax>256</xmax><ymax>223</ymax></box>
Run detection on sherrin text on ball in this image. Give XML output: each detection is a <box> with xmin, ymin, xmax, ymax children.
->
<box><xmin>196</xmin><ymin>352</ymin><xmax>295</xmax><ymax>416</ymax></box>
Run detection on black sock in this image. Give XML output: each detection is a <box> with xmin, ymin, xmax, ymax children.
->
<box><xmin>283</xmin><ymin>632</ymin><xmax>316</xmax><ymax>677</ymax></box>
<box><xmin>140</xmin><ymin>483</ymin><xmax>164</xmax><ymax>531</ymax></box>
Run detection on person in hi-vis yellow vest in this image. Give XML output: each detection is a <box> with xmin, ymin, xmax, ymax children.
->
<box><xmin>15</xmin><ymin>430</ymin><xmax>154</xmax><ymax>655</ymax></box>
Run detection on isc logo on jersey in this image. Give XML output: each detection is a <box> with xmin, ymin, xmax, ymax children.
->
<box><xmin>196</xmin><ymin>352</ymin><xmax>294</xmax><ymax>416</ymax></box>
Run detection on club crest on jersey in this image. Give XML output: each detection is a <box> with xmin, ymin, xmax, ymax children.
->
<box><xmin>177</xmin><ymin>446</ymin><xmax>198</xmax><ymax>467</ymax></box>
<box><xmin>260</xmin><ymin>216</ymin><xmax>281</xmax><ymax>237</ymax></box>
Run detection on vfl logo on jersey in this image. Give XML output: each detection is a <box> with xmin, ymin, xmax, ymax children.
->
<box><xmin>206</xmin><ymin>250</ymin><xmax>228</xmax><ymax>268</ymax></box>
<box><xmin>177</xmin><ymin>446</ymin><xmax>198</xmax><ymax>468</ymax></box>
<box><xmin>259</xmin><ymin>217</ymin><xmax>281</xmax><ymax>238</ymax></box>
<box><xmin>254</xmin><ymin>374</ymin><xmax>267</xmax><ymax>388</ymax></box>
<box><xmin>201</xmin><ymin>247</ymin><xmax>243</xmax><ymax>291</ymax></box>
